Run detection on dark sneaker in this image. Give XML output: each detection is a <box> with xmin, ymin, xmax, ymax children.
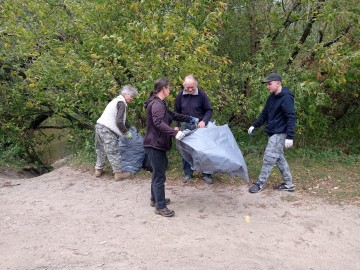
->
<box><xmin>150</xmin><ymin>198</ymin><xmax>171</xmax><ymax>207</ymax></box>
<box><xmin>202</xmin><ymin>176</ymin><xmax>213</xmax><ymax>184</ymax></box>
<box><xmin>155</xmin><ymin>207</ymin><xmax>175</xmax><ymax>217</ymax></box>
<box><xmin>183</xmin><ymin>174</ymin><xmax>192</xmax><ymax>183</ymax></box>
<box><xmin>275</xmin><ymin>183</ymin><xmax>295</xmax><ymax>192</ymax></box>
<box><xmin>249</xmin><ymin>183</ymin><xmax>264</xmax><ymax>193</ymax></box>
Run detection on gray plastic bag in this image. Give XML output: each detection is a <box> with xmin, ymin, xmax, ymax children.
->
<box><xmin>176</xmin><ymin>122</ymin><xmax>249</xmax><ymax>181</ymax></box>
<box><xmin>118</xmin><ymin>127</ymin><xmax>145</xmax><ymax>174</ymax></box>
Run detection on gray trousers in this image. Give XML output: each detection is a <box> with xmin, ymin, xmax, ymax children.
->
<box><xmin>258</xmin><ymin>133</ymin><xmax>293</xmax><ymax>186</ymax></box>
<box><xmin>95</xmin><ymin>126</ymin><xmax>122</xmax><ymax>172</ymax></box>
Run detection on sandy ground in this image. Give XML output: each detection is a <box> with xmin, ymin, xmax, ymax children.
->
<box><xmin>1</xmin><ymin>165</ymin><xmax>359</xmax><ymax>270</ymax></box>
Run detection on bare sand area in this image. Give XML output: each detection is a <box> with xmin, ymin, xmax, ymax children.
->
<box><xmin>1</xmin><ymin>166</ymin><xmax>359</xmax><ymax>270</ymax></box>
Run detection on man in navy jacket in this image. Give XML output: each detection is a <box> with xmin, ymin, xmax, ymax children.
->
<box><xmin>174</xmin><ymin>75</ymin><xmax>214</xmax><ymax>184</ymax></box>
<box><xmin>248</xmin><ymin>73</ymin><xmax>296</xmax><ymax>193</ymax></box>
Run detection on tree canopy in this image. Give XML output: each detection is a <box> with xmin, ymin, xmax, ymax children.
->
<box><xmin>1</xmin><ymin>0</ymin><xmax>359</xmax><ymax>165</ymax></box>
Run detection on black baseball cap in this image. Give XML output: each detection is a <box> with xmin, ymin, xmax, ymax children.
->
<box><xmin>262</xmin><ymin>73</ymin><xmax>282</xmax><ymax>83</ymax></box>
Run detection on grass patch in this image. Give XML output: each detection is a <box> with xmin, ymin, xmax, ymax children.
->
<box><xmin>291</xmin><ymin>159</ymin><xmax>360</xmax><ymax>205</ymax></box>
<box><xmin>2</xmin><ymin>141</ymin><xmax>358</xmax><ymax>206</ymax></box>
<box><xmin>166</xmin><ymin>146</ymin><xmax>360</xmax><ymax>206</ymax></box>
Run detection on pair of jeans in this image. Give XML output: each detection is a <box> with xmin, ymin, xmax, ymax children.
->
<box><xmin>145</xmin><ymin>147</ymin><xmax>168</xmax><ymax>209</ymax></box>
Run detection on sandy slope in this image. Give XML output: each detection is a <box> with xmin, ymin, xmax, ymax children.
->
<box><xmin>1</xmin><ymin>166</ymin><xmax>359</xmax><ymax>270</ymax></box>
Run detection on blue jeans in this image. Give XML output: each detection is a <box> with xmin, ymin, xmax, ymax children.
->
<box><xmin>145</xmin><ymin>147</ymin><xmax>168</xmax><ymax>209</ymax></box>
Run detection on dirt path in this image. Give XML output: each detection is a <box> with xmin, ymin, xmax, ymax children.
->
<box><xmin>1</xmin><ymin>166</ymin><xmax>359</xmax><ymax>270</ymax></box>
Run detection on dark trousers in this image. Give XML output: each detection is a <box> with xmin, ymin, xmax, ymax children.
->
<box><xmin>182</xmin><ymin>158</ymin><xmax>194</xmax><ymax>176</ymax></box>
<box><xmin>145</xmin><ymin>147</ymin><xmax>168</xmax><ymax>209</ymax></box>
<box><xmin>182</xmin><ymin>158</ymin><xmax>211</xmax><ymax>178</ymax></box>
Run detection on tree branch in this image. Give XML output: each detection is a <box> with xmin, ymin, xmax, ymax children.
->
<box><xmin>323</xmin><ymin>24</ymin><xmax>352</xmax><ymax>47</ymax></box>
<box><xmin>28</xmin><ymin>113</ymin><xmax>53</xmax><ymax>130</ymax></box>
<box><xmin>287</xmin><ymin>0</ymin><xmax>325</xmax><ymax>66</ymax></box>
<box><xmin>272</xmin><ymin>1</ymin><xmax>302</xmax><ymax>41</ymax></box>
<box><xmin>303</xmin><ymin>24</ymin><xmax>353</xmax><ymax>67</ymax></box>
<box><xmin>36</xmin><ymin>126</ymin><xmax>71</xmax><ymax>129</ymax></box>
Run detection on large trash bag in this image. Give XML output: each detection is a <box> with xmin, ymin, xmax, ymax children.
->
<box><xmin>176</xmin><ymin>122</ymin><xmax>249</xmax><ymax>181</ymax></box>
<box><xmin>118</xmin><ymin>126</ymin><xmax>145</xmax><ymax>174</ymax></box>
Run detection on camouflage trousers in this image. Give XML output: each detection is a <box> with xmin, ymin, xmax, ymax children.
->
<box><xmin>95</xmin><ymin>125</ymin><xmax>122</xmax><ymax>172</ymax></box>
<box><xmin>258</xmin><ymin>133</ymin><xmax>293</xmax><ymax>186</ymax></box>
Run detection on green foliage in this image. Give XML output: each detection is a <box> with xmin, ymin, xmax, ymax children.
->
<box><xmin>0</xmin><ymin>0</ymin><xmax>359</xmax><ymax>168</ymax></box>
<box><xmin>0</xmin><ymin>0</ymin><xmax>227</xmax><ymax>164</ymax></box>
<box><xmin>219</xmin><ymin>0</ymin><xmax>359</xmax><ymax>142</ymax></box>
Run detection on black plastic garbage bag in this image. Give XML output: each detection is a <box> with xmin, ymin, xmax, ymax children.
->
<box><xmin>118</xmin><ymin>127</ymin><xmax>145</xmax><ymax>174</ymax></box>
<box><xmin>176</xmin><ymin>122</ymin><xmax>249</xmax><ymax>181</ymax></box>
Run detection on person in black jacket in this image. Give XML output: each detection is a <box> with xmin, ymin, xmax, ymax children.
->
<box><xmin>248</xmin><ymin>73</ymin><xmax>296</xmax><ymax>193</ymax></box>
<box><xmin>144</xmin><ymin>78</ymin><xmax>197</xmax><ymax>217</ymax></box>
<box><xmin>174</xmin><ymin>74</ymin><xmax>214</xmax><ymax>184</ymax></box>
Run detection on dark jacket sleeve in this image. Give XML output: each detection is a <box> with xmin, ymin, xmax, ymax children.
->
<box><xmin>169</xmin><ymin>110</ymin><xmax>190</xmax><ymax>124</ymax></box>
<box><xmin>201</xmin><ymin>92</ymin><xmax>213</xmax><ymax>124</ymax></box>
<box><xmin>152</xmin><ymin>101</ymin><xmax>178</xmax><ymax>137</ymax></box>
<box><xmin>252</xmin><ymin>103</ymin><xmax>269</xmax><ymax>128</ymax></box>
<box><xmin>116</xmin><ymin>101</ymin><xmax>128</xmax><ymax>134</ymax></box>
<box><xmin>282</xmin><ymin>95</ymin><xmax>296</xmax><ymax>139</ymax></box>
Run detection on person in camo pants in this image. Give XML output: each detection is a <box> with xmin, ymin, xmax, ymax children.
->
<box><xmin>248</xmin><ymin>73</ymin><xmax>296</xmax><ymax>193</ymax></box>
<box><xmin>94</xmin><ymin>85</ymin><xmax>138</xmax><ymax>181</ymax></box>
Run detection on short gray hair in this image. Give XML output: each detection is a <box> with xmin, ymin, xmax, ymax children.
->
<box><xmin>120</xmin><ymin>85</ymin><xmax>138</xmax><ymax>98</ymax></box>
<box><xmin>183</xmin><ymin>74</ymin><xmax>198</xmax><ymax>87</ymax></box>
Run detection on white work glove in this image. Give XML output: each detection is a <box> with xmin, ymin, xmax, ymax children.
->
<box><xmin>175</xmin><ymin>131</ymin><xmax>185</xmax><ymax>140</ymax></box>
<box><xmin>285</xmin><ymin>139</ymin><xmax>293</xmax><ymax>148</ymax></box>
<box><xmin>248</xmin><ymin>126</ymin><xmax>255</xmax><ymax>135</ymax></box>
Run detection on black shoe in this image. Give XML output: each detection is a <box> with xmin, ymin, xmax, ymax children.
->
<box><xmin>202</xmin><ymin>176</ymin><xmax>213</xmax><ymax>184</ymax></box>
<box><xmin>183</xmin><ymin>174</ymin><xmax>192</xmax><ymax>183</ymax></box>
<box><xmin>150</xmin><ymin>198</ymin><xmax>171</xmax><ymax>207</ymax></box>
<box><xmin>155</xmin><ymin>207</ymin><xmax>175</xmax><ymax>217</ymax></box>
<box><xmin>249</xmin><ymin>182</ymin><xmax>264</xmax><ymax>193</ymax></box>
<box><xmin>275</xmin><ymin>183</ymin><xmax>295</xmax><ymax>192</ymax></box>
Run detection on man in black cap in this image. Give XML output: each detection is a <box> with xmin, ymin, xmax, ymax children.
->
<box><xmin>247</xmin><ymin>72</ymin><xmax>296</xmax><ymax>193</ymax></box>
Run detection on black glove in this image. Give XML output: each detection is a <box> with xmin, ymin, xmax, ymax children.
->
<box><xmin>189</xmin><ymin>116</ymin><xmax>199</xmax><ymax>125</ymax></box>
